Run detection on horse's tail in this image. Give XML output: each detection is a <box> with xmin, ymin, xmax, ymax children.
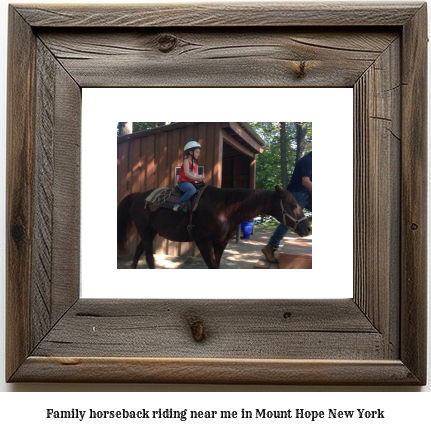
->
<box><xmin>117</xmin><ymin>193</ymin><xmax>139</xmax><ymax>253</ymax></box>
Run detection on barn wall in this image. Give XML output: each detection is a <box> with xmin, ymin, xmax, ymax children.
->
<box><xmin>222</xmin><ymin>155</ymin><xmax>253</xmax><ymax>189</ymax></box>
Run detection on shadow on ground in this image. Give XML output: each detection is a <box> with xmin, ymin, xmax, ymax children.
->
<box><xmin>118</xmin><ymin>228</ymin><xmax>312</xmax><ymax>269</ymax></box>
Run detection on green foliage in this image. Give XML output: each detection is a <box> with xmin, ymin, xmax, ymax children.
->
<box><xmin>116</xmin><ymin>122</ymin><xmax>178</xmax><ymax>135</ymax></box>
<box><xmin>254</xmin><ymin>216</ymin><xmax>280</xmax><ymax>230</ymax></box>
<box><xmin>250</xmin><ymin>122</ymin><xmax>282</xmax><ymax>190</ymax></box>
<box><xmin>250</xmin><ymin>122</ymin><xmax>312</xmax><ymax>191</ymax></box>
<box><xmin>132</xmin><ymin>122</ymin><xmax>173</xmax><ymax>133</ymax></box>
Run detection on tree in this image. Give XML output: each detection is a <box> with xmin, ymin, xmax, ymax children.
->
<box><xmin>279</xmin><ymin>122</ymin><xmax>288</xmax><ymax>189</ymax></box>
<box><xmin>295</xmin><ymin>122</ymin><xmax>309</xmax><ymax>161</ymax></box>
<box><xmin>250</xmin><ymin>122</ymin><xmax>300</xmax><ymax>191</ymax></box>
<box><xmin>250</xmin><ymin>122</ymin><xmax>282</xmax><ymax>190</ymax></box>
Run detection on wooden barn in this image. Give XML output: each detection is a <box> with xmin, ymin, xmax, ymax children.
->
<box><xmin>117</xmin><ymin>122</ymin><xmax>266</xmax><ymax>257</ymax></box>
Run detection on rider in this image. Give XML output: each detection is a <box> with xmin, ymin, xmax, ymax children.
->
<box><xmin>173</xmin><ymin>141</ymin><xmax>205</xmax><ymax>212</ymax></box>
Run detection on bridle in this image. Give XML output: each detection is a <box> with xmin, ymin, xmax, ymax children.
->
<box><xmin>280</xmin><ymin>200</ymin><xmax>308</xmax><ymax>232</ymax></box>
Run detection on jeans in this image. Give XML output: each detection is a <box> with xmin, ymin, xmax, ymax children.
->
<box><xmin>176</xmin><ymin>181</ymin><xmax>197</xmax><ymax>206</ymax></box>
<box><xmin>269</xmin><ymin>191</ymin><xmax>312</xmax><ymax>249</ymax></box>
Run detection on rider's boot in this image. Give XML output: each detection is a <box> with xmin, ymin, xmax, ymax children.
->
<box><xmin>261</xmin><ymin>242</ymin><xmax>278</xmax><ymax>263</ymax></box>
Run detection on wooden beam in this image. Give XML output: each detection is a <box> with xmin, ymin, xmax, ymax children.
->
<box><xmin>214</xmin><ymin>126</ymin><xmax>223</xmax><ymax>188</ymax></box>
<box><xmin>221</xmin><ymin>130</ymin><xmax>255</xmax><ymax>158</ymax></box>
<box><xmin>250</xmin><ymin>155</ymin><xmax>256</xmax><ymax>189</ymax></box>
<box><xmin>225</xmin><ymin>122</ymin><xmax>264</xmax><ymax>153</ymax></box>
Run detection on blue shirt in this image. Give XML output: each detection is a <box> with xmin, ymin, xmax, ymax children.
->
<box><xmin>288</xmin><ymin>151</ymin><xmax>312</xmax><ymax>192</ymax></box>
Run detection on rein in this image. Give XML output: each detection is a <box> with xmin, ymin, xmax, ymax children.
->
<box><xmin>280</xmin><ymin>200</ymin><xmax>308</xmax><ymax>232</ymax></box>
<box><xmin>187</xmin><ymin>185</ymin><xmax>208</xmax><ymax>239</ymax></box>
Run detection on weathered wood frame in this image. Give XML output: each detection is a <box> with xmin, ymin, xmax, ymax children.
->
<box><xmin>6</xmin><ymin>2</ymin><xmax>427</xmax><ymax>384</ymax></box>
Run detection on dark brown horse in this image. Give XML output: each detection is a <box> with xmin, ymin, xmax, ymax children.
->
<box><xmin>117</xmin><ymin>185</ymin><xmax>311</xmax><ymax>269</ymax></box>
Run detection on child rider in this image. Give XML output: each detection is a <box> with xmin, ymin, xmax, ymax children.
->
<box><xmin>173</xmin><ymin>141</ymin><xmax>205</xmax><ymax>212</ymax></box>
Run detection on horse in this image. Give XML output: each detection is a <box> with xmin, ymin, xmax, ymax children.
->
<box><xmin>117</xmin><ymin>185</ymin><xmax>311</xmax><ymax>269</ymax></box>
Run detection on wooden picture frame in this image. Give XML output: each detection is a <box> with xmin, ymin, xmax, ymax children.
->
<box><xmin>6</xmin><ymin>2</ymin><xmax>427</xmax><ymax>384</ymax></box>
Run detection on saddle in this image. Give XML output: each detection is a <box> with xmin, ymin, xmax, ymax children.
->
<box><xmin>145</xmin><ymin>183</ymin><xmax>207</xmax><ymax>214</ymax></box>
<box><xmin>145</xmin><ymin>183</ymin><xmax>208</xmax><ymax>240</ymax></box>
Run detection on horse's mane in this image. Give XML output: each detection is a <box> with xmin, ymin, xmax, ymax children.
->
<box><xmin>205</xmin><ymin>186</ymin><xmax>274</xmax><ymax>212</ymax></box>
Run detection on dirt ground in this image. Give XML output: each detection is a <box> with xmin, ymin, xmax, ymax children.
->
<box><xmin>117</xmin><ymin>227</ymin><xmax>312</xmax><ymax>269</ymax></box>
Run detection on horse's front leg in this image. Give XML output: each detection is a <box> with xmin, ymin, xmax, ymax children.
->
<box><xmin>214</xmin><ymin>239</ymin><xmax>229</xmax><ymax>269</ymax></box>
<box><xmin>196</xmin><ymin>240</ymin><xmax>217</xmax><ymax>269</ymax></box>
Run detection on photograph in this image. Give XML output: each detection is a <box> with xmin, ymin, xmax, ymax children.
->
<box><xmin>116</xmin><ymin>122</ymin><xmax>312</xmax><ymax>270</ymax></box>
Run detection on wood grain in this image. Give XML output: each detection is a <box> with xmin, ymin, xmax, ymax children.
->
<box><xmin>50</xmin><ymin>47</ymin><xmax>81</xmax><ymax>325</ymax></box>
<box><xmin>15</xmin><ymin>2</ymin><xmax>423</xmax><ymax>27</ymax></box>
<box><xmin>400</xmin><ymin>3</ymin><xmax>428</xmax><ymax>385</ymax></box>
<box><xmin>32</xmin><ymin>299</ymin><xmax>381</xmax><ymax>359</ymax></box>
<box><xmin>32</xmin><ymin>40</ymin><xmax>56</xmax><ymax>348</ymax></box>
<box><xmin>6</xmin><ymin>8</ymin><xmax>36</xmax><ymax>381</ymax></box>
<box><xmin>32</xmin><ymin>40</ymin><xmax>82</xmax><ymax>346</ymax></box>
<box><xmin>353</xmin><ymin>37</ymin><xmax>401</xmax><ymax>359</ymax></box>
<box><xmin>36</xmin><ymin>29</ymin><xmax>398</xmax><ymax>88</ymax></box>
<box><xmin>11</xmin><ymin>357</ymin><xmax>420</xmax><ymax>385</ymax></box>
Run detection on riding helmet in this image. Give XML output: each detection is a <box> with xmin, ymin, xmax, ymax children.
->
<box><xmin>184</xmin><ymin>141</ymin><xmax>201</xmax><ymax>154</ymax></box>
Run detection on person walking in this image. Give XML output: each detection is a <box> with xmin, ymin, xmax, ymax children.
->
<box><xmin>261</xmin><ymin>151</ymin><xmax>312</xmax><ymax>263</ymax></box>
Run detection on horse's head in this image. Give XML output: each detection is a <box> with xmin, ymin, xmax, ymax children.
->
<box><xmin>274</xmin><ymin>185</ymin><xmax>311</xmax><ymax>237</ymax></box>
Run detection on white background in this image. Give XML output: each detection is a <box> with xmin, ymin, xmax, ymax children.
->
<box><xmin>81</xmin><ymin>87</ymin><xmax>353</xmax><ymax>299</ymax></box>
<box><xmin>0</xmin><ymin>0</ymin><xmax>430</xmax><ymax>422</ymax></box>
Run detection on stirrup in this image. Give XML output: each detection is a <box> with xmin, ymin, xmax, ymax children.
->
<box><xmin>187</xmin><ymin>224</ymin><xmax>194</xmax><ymax>238</ymax></box>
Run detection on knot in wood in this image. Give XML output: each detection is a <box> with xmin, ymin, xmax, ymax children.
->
<box><xmin>293</xmin><ymin>61</ymin><xmax>307</xmax><ymax>79</ymax></box>
<box><xmin>11</xmin><ymin>223</ymin><xmax>26</xmax><ymax>245</ymax></box>
<box><xmin>186</xmin><ymin>314</ymin><xmax>206</xmax><ymax>342</ymax></box>
<box><xmin>157</xmin><ymin>34</ymin><xmax>179</xmax><ymax>53</ymax></box>
<box><xmin>410</xmin><ymin>223</ymin><xmax>419</xmax><ymax>231</ymax></box>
